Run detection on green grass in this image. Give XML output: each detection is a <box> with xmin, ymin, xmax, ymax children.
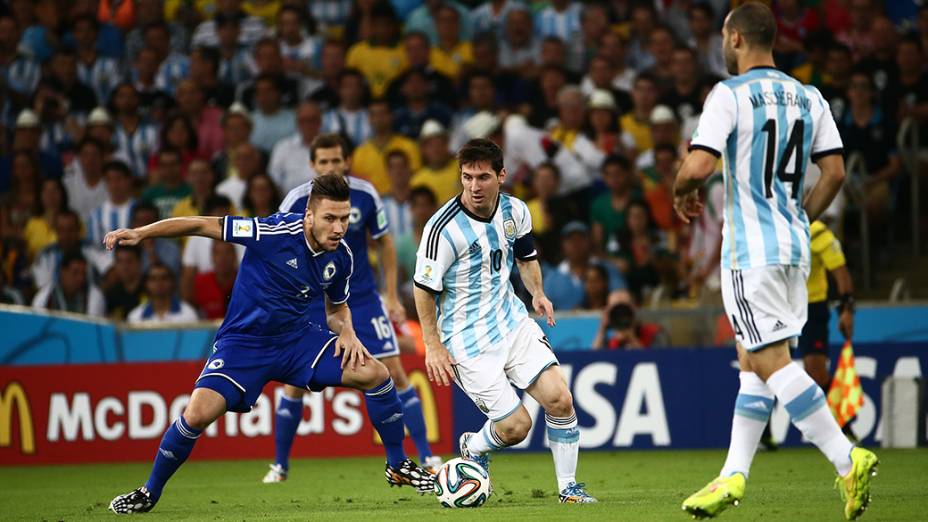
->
<box><xmin>1</xmin><ymin>448</ymin><xmax>927</xmax><ymax>521</ymax></box>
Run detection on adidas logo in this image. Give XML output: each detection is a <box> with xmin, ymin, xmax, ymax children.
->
<box><xmin>159</xmin><ymin>448</ymin><xmax>177</xmax><ymax>460</ymax></box>
<box><xmin>468</xmin><ymin>241</ymin><xmax>481</xmax><ymax>255</ymax></box>
<box><xmin>772</xmin><ymin>320</ymin><xmax>787</xmax><ymax>332</ymax></box>
<box><xmin>382</xmin><ymin>412</ymin><xmax>404</xmax><ymax>424</ymax></box>
<box><xmin>287</xmin><ymin>258</ymin><xmax>298</xmax><ymax>269</ymax></box>
<box><xmin>744</xmin><ymin>400</ymin><xmax>769</xmax><ymax>411</ymax></box>
<box><xmin>277</xmin><ymin>408</ymin><xmax>292</xmax><ymax>418</ymax></box>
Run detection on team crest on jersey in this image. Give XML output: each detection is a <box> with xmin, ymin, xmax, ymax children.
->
<box><xmin>349</xmin><ymin>207</ymin><xmax>361</xmax><ymax>224</ymax></box>
<box><xmin>503</xmin><ymin>219</ymin><xmax>516</xmax><ymax>239</ymax></box>
<box><xmin>207</xmin><ymin>358</ymin><xmax>224</xmax><ymax>370</ymax></box>
<box><xmin>323</xmin><ymin>261</ymin><xmax>337</xmax><ymax>280</ymax></box>
<box><xmin>232</xmin><ymin>218</ymin><xmax>253</xmax><ymax>237</ymax></box>
<box><xmin>474</xmin><ymin>397</ymin><xmax>490</xmax><ymax>414</ymax></box>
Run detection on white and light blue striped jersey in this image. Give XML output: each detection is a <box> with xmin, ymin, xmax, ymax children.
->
<box><xmin>0</xmin><ymin>55</ymin><xmax>40</xmax><ymax>95</ymax></box>
<box><xmin>219</xmin><ymin>47</ymin><xmax>254</xmax><ymax>85</ymax></box>
<box><xmin>414</xmin><ymin>193</ymin><xmax>537</xmax><ymax>361</ymax></box>
<box><xmin>154</xmin><ymin>53</ymin><xmax>190</xmax><ymax>95</ymax></box>
<box><xmin>309</xmin><ymin>0</ymin><xmax>353</xmax><ymax>29</ymax></box>
<box><xmin>381</xmin><ymin>196</ymin><xmax>412</xmax><ymax>238</ymax></box>
<box><xmin>114</xmin><ymin>121</ymin><xmax>160</xmax><ymax>178</ymax></box>
<box><xmin>534</xmin><ymin>3</ymin><xmax>582</xmax><ymax>42</ymax></box>
<box><xmin>87</xmin><ymin>199</ymin><xmax>135</xmax><ymax>245</ymax></box>
<box><xmin>689</xmin><ymin>66</ymin><xmax>844</xmax><ymax>271</ymax></box>
<box><xmin>77</xmin><ymin>56</ymin><xmax>124</xmax><ymax>104</ymax></box>
<box><xmin>321</xmin><ymin>108</ymin><xmax>371</xmax><ymax>148</ymax></box>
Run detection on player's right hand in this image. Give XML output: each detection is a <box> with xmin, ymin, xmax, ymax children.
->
<box><xmin>334</xmin><ymin>332</ymin><xmax>371</xmax><ymax>371</ymax></box>
<box><xmin>673</xmin><ymin>192</ymin><xmax>704</xmax><ymax>224</ymax></box>
<box><xmin>425</xmin><ymin>343</ymin><xmax>454</xmax><ymax>387</ymax></box>
<box><xmin>103</xmin><ymin>228</ymin><xmax>142</xmax><ymax>250</ymax></box>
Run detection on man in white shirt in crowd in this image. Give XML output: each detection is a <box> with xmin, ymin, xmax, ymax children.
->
<box><xmin>32</xmin><ymin>251</ymin><xmax>106</xmax><ymax>317</ymax></box>
<box><xmin>268</xmin><ymin>101</ymin><xmax>321</xmax><ymax>194</ymax></box>
<box><xmin>128</xmin><ymin>263</ymin><xmax>199</xmax><ymax>324</ymax></box>
<box><xmin>63</xmin><ymin>137</ymin><xmax>108</xmax><ymax>224</ymax></box>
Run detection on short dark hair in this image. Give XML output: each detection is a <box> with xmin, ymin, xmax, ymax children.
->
<box><xmin>131</xmin><ymin>201</ymin><xmax>160</xmax><ymax>220</ymax></box>
<box><xmin>205</xmin><ymin>195</ymin><xmax>233</xmax><ymax>215</ymax></box>
<box><xmin>654</xmin><ymin>143</ymin><xmax>678</xmax><ymax>158</ymax></box>
<box><xmin>409</xmin><ymin>186</ymin><xmax>437</xmax><ymax>206</ymax></box>
<box><xmin>602</xmin><ymin>154</ymin><xmax>632</xmax><ymax>172</ymax></box>
<box><xmin>192</xmin><ymin>46</ymin><xmax>220</xmax><ymax>72</ymax></box>
<box><xmin>725</xmin><ymin>1</ymin><xmax>777</xmax><ymax>50</ymax></box>
<box><xmin>114</xmin><ymin>244</ymin><xmax>142</xmax><ymax>260</ymax></box>
<box><xmin>385</xmin><ymin>149</ymin><xmax>410</xmax><ymax>164</ymax></box>
<box><xmin>309</xmin><ymin>174</ymin><xmax>351</xmax><ymax>207</ymax></box>
<box><xmin>457</xmin><ymin>138</ymin><xmax>504</xmax><ymax>175</ymax></box>
<box><xmin>60</xmin><ymin>250</ymin><xmax>87</xmax><ymax>270</ymax></box>
<box><xmin>309</xmin><ymin>133</ymin><xmax>348</xmax><ymax>162</ymax></box>
<box><xmin>77</xmin><ymin>136</ymin><xmax>105</xmax><ymax>154</ymax></box>
<box><xmin>56</xmin><ymin>209</ymin><xmax>81</xmax><ymax>227</ymax></box>
<box><xmin>145</xmin><ymin>262</ymin><xmax>174</xmax><ymax>283</ymax></box>
<box><xmin>103</xmin><ymin>159</ymin><xmax>133</xmax><ymax>178</ymax></box>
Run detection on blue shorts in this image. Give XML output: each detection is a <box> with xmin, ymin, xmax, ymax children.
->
<box><xmin>349</xmin><ymin>294</ymin><xmax>400</xmax><ymax>359</ymax></box>
<box><xmin>195</xmin><ymin>323</ymin><xmax>346</xmax><ymax>413</ymax></box>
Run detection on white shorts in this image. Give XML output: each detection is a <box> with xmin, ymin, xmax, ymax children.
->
<box><xmin>451</xmin><ymin>318</ymin><xmax>559</xmax><ymax>421</ymax></box>
<box><xmin>721</xmin><ymin>266</ymin><xmax>808</xmax><ymax>351</ymax></box>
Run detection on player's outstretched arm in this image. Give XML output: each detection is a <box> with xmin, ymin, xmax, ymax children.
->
<box><xmin>413</xmin><ymin>285</ymin><xmax>454</xmax><ymax>386</ymax></box>
<box><xmin>103</xmin><ymin>216</ymin><xmax>223</xmax><ymax>250</ymax></box>
<box><xmin>516</xmin><ymin>258</ymin><xmax>555</xmax><ymax>327</ymax></box>
<box><xmin>804</xmin><ymin>154</ymin><xmax>846</xmax><ymax>222</ymax></box>
<box><xmin>672</xmin><ymin>149</ymin><xmax>716</xmax><ymax>223</ymax></box>
<box><xmin>325</xmin><ymin>299</ymin><xmax>371</xmax><ymax>370</ymax></box>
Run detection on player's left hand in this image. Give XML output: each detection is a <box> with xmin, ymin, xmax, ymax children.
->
<box><xmin>385</xmin><ymin>295</ymin><xmax>406</xmax><ymax>324</ymax></box>
<box><xmin>103</xmin><ymin>228</ymin><xmax>142</xmax><ymax>250</ymax></box>
<box><xmin>838</xmin><ymin>309</ymin><xmax>854</xmax><ymax>340</ymax></box>
<box><xmin>673</xmin><ymin>192</ymin><xmax>704</xmax><ymax>224</ymax></box>
<box><xmin>334</xmin><ymin>332</ymin><xmax>371</xmax><ymax>371</ymax></box>
<box><xmin>533</xmin><ymin>294</ymin><xmax>556</xmax><ymax>326</ymax></box>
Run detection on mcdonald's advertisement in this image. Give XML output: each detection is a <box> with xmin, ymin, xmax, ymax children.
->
<box><xmin>0</xmin><ymin>357</ymin><xmax>453</xmax><ymax>465</ymax></box>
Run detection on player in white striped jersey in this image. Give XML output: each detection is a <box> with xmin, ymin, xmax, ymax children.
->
<box><xmin>413</xmin><ymin>139</ymin><xmax>596</xmax><ymax>504</ymax></box>
<box><xmin>673</xmin><ymin>4</ymin><xmax>876</xmax><ymax>520</ymax></box>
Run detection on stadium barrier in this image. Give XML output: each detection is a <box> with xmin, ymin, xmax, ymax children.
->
<box><xmin>1</xmin><ymin>306</ymin><xmax>926</xmax><ymax>464</ymax></box>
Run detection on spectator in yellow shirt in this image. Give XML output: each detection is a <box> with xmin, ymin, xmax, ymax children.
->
<box><xmin>619</xmin><ymin>72</ymin><xmax>659</xmax><ymax>156</ymax></box>
<box><xmin>410</xmin><ymin>120</ymin><xmax>460</xmax><ymax>204</ymax></box>
<box><xmin>345</xmin><ymin>2</ymin><xmax>405</xmax><ymax>99</ymax></box>
<box><xmin>351</xmin><ymin>100</ymin><xmax>422</xmax><ymax>195</ymax></box>
<box><xmin>430</xmin><ymin>4</ymin><xmax>474</xmax><ymax>81</ymax></box>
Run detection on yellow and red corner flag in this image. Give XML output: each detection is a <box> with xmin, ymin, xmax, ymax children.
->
<box><xmin>827</xmin><ymin>341</ymin><xmax>865</xmax><ymax>427</ymax></box>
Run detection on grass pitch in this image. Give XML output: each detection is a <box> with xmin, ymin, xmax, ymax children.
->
<box><xmin>2</xmin><ymin>448</ymin><xmax>926</xmax><ymax>521</ymax></box>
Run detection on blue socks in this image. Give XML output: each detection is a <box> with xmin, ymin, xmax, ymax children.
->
<box><xmin>145</xmin><ymin>417</ymin><xmax>201</xmax><ymax>502</ymax></box>
<box><xmin>397</xmin><ymin>385</ymin><xmax>432</xmax><ymax>461</ymax></box>
<box><xmin>365</xmin><ymin>378</ymin><xmax>406</xmax><ymax>468</ymax></box>
<box><xmin>274</xmin><ymin>394</ymin><xmax>304</xmax><ymax>470</ymax></box>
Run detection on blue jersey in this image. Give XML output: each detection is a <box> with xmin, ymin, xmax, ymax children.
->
<box><xmin>279</xmin><ymin>176</ymin><xmax>388</xmax><ymax>304</ymax></box>
<box><xmin>215</xmin><ymin>213</ymin><xmax>353</xmax><ymax>343</ymax></box>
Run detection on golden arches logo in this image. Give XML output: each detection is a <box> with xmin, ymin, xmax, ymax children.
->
<box><xmin>0</xmin><ymin>382</ymin><xmax>35</xmax><ymax>455</ymax></box>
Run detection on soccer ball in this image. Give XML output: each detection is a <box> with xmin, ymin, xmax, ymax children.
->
<box><xmin>433</xmin><ymin>458</ymin><xmax>491</xmax><ymax>508</ymax></box>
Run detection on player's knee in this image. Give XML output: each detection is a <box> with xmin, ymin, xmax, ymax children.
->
<box><xmin>497</xmin><ymin>418</ymin><xmax>531</xmax><ymax>445</ymax></box>
<box><xmin>544</xmin><ymin>388</ymin><xmax>574</xmax><ymax>418</ymax></box>
<box><xmin>358</xmin><ymin>360</ymin><xmax>390</xmax><ymax>390</ymax></box>
<box><xmin>182</xmin><ymin>405</ymin><xmax>219</xmax><ymax>431</ymax></box>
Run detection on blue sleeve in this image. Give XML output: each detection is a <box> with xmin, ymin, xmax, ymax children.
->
<box><xmin>222</xmin><ymin>213</ymin><xmax>302</xmax><ymax>249</ymax></box>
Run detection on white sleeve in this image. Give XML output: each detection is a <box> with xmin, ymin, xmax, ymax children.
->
<box><xmin>413</xmin><ymin>220</ymin><xmax>457</xmax><ymax>294</ymax></box>
<box><xmin>515</xmin><ymin>198</ymin><xmax>533</xmax><ymax>238</ymax></box>
<box><xmin>88</xmin><ymin>286</ymin><xmax>106</xmax><ymax>317</ymax></box>
<box><xmin>689</xmin><ymin>83</ymin><xmax>737</xmax><ymax>157</ymax></box>
<box><xmin>31</xmin><ymin>286</ymin><xmax>51</xmax><ymax>309</ymax></box>
<box><xmin>809</xmin><ymin>89</ymin><xmax>844</xmax><ymax>161</ymax></box>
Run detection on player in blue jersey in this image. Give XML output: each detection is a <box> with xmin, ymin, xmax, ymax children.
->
<box><xmin>673</xmin><ymin>3</ymin><xmax>876</xmax><ymax>520</ymax></box>
<box><xmin>261</xmin><ymin>133</ymin><xmax>440</xmax><ymax>484</ymax></box>
<box><xmin>105</xmin><ymin>175</ymin><xmax>433</xmax><ymax>514</ymax></box>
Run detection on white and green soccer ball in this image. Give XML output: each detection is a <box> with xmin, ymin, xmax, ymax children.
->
<box><xmin>433</xmin><ymin>458</ymin><xmax>490</xmax><ymax>508</ymax></box>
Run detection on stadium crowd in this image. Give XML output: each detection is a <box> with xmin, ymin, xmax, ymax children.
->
<box><xmin>0</xmin><ymin>0</ymin><xmax>925</xmax><ymax>345</ymax></box>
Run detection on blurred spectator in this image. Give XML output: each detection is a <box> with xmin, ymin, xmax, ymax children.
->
<box><xmin>685</xmin><ymin>173</ymin><xmax>724</xmax><ymax>301</ymax></box>
<box><xmin>621</xmin><ymin>73</ymin><xmax>660</xmax><ymax>156</ymax></box>
<box><xmin>94</xmin><ymin>0</ymin><xmax>135</xmax><ymax>34</ymax></box>
<box><xmin>774</xmin><ymin>0</ymin><xmax>822</xmax><ymax>71</ymax></box>
<box><xmin>189</xmin><ymin>46</ymin><xmax>235</xmax><ymax>108</ymax></box>
<box><xmin>662</xmin><ymin>46</ymin><xmax>703</xmax><ymax>122</ymax></box>
<box><xmin>597</xmin><ymin>31</ymin><xmax>636</xmax><ymax>93</ymax></box>
<box><xmin>820</xmin><ymin>43</ymin><xmax>853</xmax><ymax>121</ymax></box>
<box><xmin>393</xmin><ymin>68</ymin><xmax>454</xmax><ymax>139</ymax></box>
<box><xmin>614</xmin><ymin>199</ymin><xmax>672</xmax><ymax>303</ymax></box>
<box><xmin>0</xmin><ymin>266</ymin><xmax>25</xmax><ymax>305</ymax></box>
<box><xmin>125</xmin><ymin>0</ymin><xmax>190</xmax><ymax>62</ymax></box>
<box><xmin>127</xmin><ymin>263</ymin><xmax>199</xmax><ymax>324</ymax></box>
<box><xmin>345</xmin><ymin>2</ymin><xmax>404</xmax><ymax>99</ymax></box>
<box><xmin>547</xmin><ymin>85</ymin><xmax>605</xmax><ymax>193</ymax></box>
<box><xmin>687</xmin><ymin>3</ymin><xmax>727</xmax><ymax>79</ymax></box>
<box><xmin>142</xmin><ymin>148</ymin><xmax>192</xmax><ymax>219</ymax></box>
<box><xmin>0</xmin><ymin>13</ymin><xmax>41</xmax><ymax>115</ymax></box>
<box><xmin>526</xmin><ymin>162</ymin><xmax>560</xmax><ymax>260</ymax></box>
<box><xmin>581</xmin><ymin>263</ymin><xmax>611</xmax><ymax>311</ymax></box>
<box><xmin>268</xmin><ymin>101</ymin><xmax>321</xmax><ymax>194</ymax></box>
<box><xmin>535</xmin><ymin>0</ymin><xmax>582</xmax><ymax>41</ymax></box>
<box><xmin>32</xmin><ymin>81</ymin><xmax>78</xmax><ymax>165</ymax></box>
<box><xmin>837</xmin><ymin>0</ymin><xmax>877</xmax><ymax>61</ymax></box>
<box><xmin>145</xmin><ymin>21</ymin><xmax>190</xmax><ymax>96</ymax></box>
<box><xmin>543</xmin><ymin>221</ymin><xmax>627</xmax><ymax>311</ymax></box>
<box><xmin>157</xmin><ymin>112</ymin><xmax>199</xmax><ymax>174</ymax></box>
<box><xmin>580</xmin><ymin>55</ymin><xmax>633</xmax><ymax>113</ymax></box>
<box><xmin>238</xmin><ymin>39</ymin><xmax>300</xmax><ymax>109</ymax></box>
<box><xmin>219</xmin><ymin>142</ymin><xmax>263</xmax><ymax>209</ymax></box>
<box><xmin>3</xmin><ymin>110</ymin><xmax>64</xmax><ymax>185</ymax></box>
<box><xmin>471</xmin><ymin>0</ymin><xmax>523</xmax><ymax>39</ymax></box>
<box><xmin>215</xmin><ymin>12</ymin><xmax>254</xmax><ymax>87</ymax></box>
<box><xmin>593</xmin><ymin>302</ymin><xmax>669</xmax><ymax>349</ymax></box>
<box><xmin>395</xmin><ymin>186</ymin><xmax>438</xmax><ymax>287</ymax></box>
<box><xmin>19</xmin><ymin>0</ymin><xmax>64</xmax><ymax>63</ymax></box>
<box><xmin>642</xmin><ymin>143</ymin><xmax>683</xmax><ymax>233</ymax></box>
<box><xmin>46</xmin><ymin>49</ymin><xmax>97</xmax><ymax>117</ymax></box>
<box><xmin>352</xmin><ymin>100</ymin><xmax>421</xmax><ymax>195</ymax></box>
<box><xmin>450</xmin><ymin>72</ymin><xmax>499</xmax><ymax>149</ymax></box>
<box><xmin>131</xmin><ymin>47</ymin><xmax>175</xmax><ymax>120</ymax></box>
<box><xmin>23</xmin><ymin>178</ymin><xmax>68</xmax><ymax>259</ymax></box>
<box><xmin>213</xmin><ymin>103</ymin><xmax>253</xmax><ymax>181</ymax></box>
<box><xmin>858</xmin><ymin>16</ymin><xmax>900</xmax><ymax>111</ymax></box>
<box><xmin>180</xmin><ymin>195</ymin><xmax>243</xmax><ymax>302</ymax></box>
<box><xmin>191</xmin><ymin>0</ymin><xmax>266</xmax><ymax>48</ymax></box>
<box><xmin>111</xmin><ymin>83</ymin><xmax>160</xmax><ymax>178</ymax></box>
<box><xmin>321</xmin><ymin>69</ymin><xmax>371</xmax><ymax>147</ymax></box>
<box><xmin>889</xmin><ymin>35</ymin><xmax>928</xmax><ymax>130</ymax></box>
<box><xmin>499</xmin><ymin>7</ymin><xmax>540</xmax><ymax>77</ymax></box>
<box><xmin>193</xmin><ymin>240</ymin><xmax>238</xmax><ymax>319</ymax></box>
<box><xmin>586</xmin><ymin>90</ymin><xmax>623</xmax><ymax>156</ymax></box>
<box><xmin>63</xmin><ymin>138</ymin><xmax>108</xmax><ymax>223</ymax></box>
<box><xmin>88</xmin><ymin>160</ymin><xmax>136</xmax><ymax>247</ymax></box>
<box><xmin>469</xmin><ymin>31</ymin><xmax>525</xmax><ymax>107</ymax></box>
<box><xmin>0</xmin><ymin>211</ymin><xmax>31</xmax><ymax>297</ymax></box>
<box><xmin>642</xmin><ymin>26</ymin><xmax>676</xmax><ymax>95</ymax></box>
<box><xmin>839</xmin><ymin>70</ymin><xmax>901</xmax><ymax>223</ymax></box>
<box><xmin>85</xmin><ymin>107</ymin><xmax>116</xmax><ymax>151</ymax></box>
<box><xmin>591</xmin><ymin>155</ymin><xmax>640</xmax><ymax>258</ymax></box>
<box><xmin>627</xmin><ymin>3</ymin><xmax>658</xmax><ymax>70</ymax></box>
<box><xmin>636</xmin><ymin>105</ymin><xmax>680</xmax><ymax>170</ymax></box>
<box><xmin>175</xmin><ymin>80</ymin><xmax>225</xmax><ymax>160</ymax></box>
<box><xmin>431</xmin><ymin>4</ymin><xmax>474</xmax><ymax>81</ymax></box>
<box><xmin>410</xmin><ymin>120</ymin><xmax>460</xmax><ymax>204</ymax></box>
<box><xmin>249</xmin><ymin>74</ymin><xmax>297</xmax><ymax>152</ymax></box>
<box><xmin>381</xmin><ymin>150</ymin><xmax>417</xmax><ymax>238</ymax></box>
<box><xmin>32</xmin><ymin>250</ymin><xmax>106</xmax><ymax>317</ymax></box>
<box><xmin>276</xmin><ymin>5</ymin><xmax>320</xmax><ymax>80</ymax></box>
<box><xmin>309</xmin><ymin>0</ymin><xmax>353</xmax><ymax>35</ymax></box>
<box><xmin>172</xmin><ymin>159</ymin><xmax>216</xmax><ymax>218</ymax></box>
<box><xmin>526</xmin><ymin>65</ymin><xmax>569</xmax><ymax>128</ymax></box>
<box><xmin>104</xmin><ymin>245</ymin><xmax>145</xmax><ymax>320</ymax></box>
<box><xmin>566</xmin><ymin>3</ymin><xmax>610</xmax><ymax>76</ymax></box>
<box><xmin>129</xmin><ymin>202</ymin><xmax>181</xmax><ymax>275</ymax></box>
<box><xmin>405</xmin><ymin>0</ymin><xmax>473</xmax><ymax>46</ymax></box>
<box><xmin>306</xmin><ymin>39</ymin><xmax>347</xmax><ymax>108</ymax></box>
<box><xmin>32</xmin><ymin>209</ymin><xmax>111</xmax><ymax>290</ymax></box>
<box><xmin>2</xmin><ymin>150</ymin><xmax>42</xmax><ymax>232</ymax></box>
<box><xmin>790</xmin><ymin>31</ymin><xmax>831</xmax><ymax>87</ymax></box>
<box><xmin>243</xmin><ymin>173</ymin><xmax>280</xmax><ymax>217</ymax></box>
<box><xmin>71</xmin><ymin>14</ymin><xmax>123</xmax><ymax>105</ymax></box>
